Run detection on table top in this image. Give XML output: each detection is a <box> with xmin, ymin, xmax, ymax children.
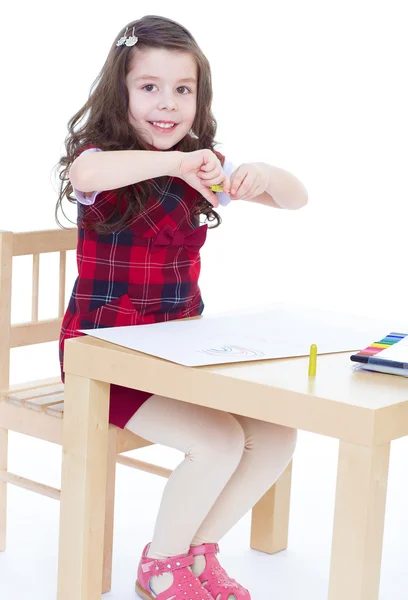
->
<box><xmin>65</xmin><ymin>336</ymin><xmax>408</xmax><ymax>446</ymax></box>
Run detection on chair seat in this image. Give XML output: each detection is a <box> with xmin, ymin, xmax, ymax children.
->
<box><xmin>4</xmin><ymin>378</ymin><xmax>65</xmax><ymax>419</ymax></box>
<box><xmin>1</xmin><ymin>377</ymin><xmax>155</xmax><ymax>454</ymax></box>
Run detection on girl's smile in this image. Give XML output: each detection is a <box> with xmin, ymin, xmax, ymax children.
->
<box><xmin>148</xmin><ymin>121</ymin><xmax>180</xmax><ymax>134</ymax></box>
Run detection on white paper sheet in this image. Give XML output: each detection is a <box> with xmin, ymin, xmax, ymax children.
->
<box><xmin>80</xmin><ymin>304</ymin><xmax>407</xmax><ymax>367</ymax></box>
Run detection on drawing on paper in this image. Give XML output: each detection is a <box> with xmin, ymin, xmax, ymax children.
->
<box><xmin>199</xmin><ymin>345</ymin><xmax>265</xmax><ymax>358</ymax></box>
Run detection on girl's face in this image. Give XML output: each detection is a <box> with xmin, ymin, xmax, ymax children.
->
<box><xmin>126</xmin><ymin>48</ymin><xmax>198</xmax><ymax>150</ymax></box>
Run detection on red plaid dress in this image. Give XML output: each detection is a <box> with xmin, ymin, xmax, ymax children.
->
<box><xmin>59</xmin><ymin>152</ymin><xmax>224</xmax><ymax>428</ymax></box>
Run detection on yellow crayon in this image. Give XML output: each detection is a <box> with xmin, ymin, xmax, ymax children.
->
<box><xmin>308</xmin><ymin>344</ymin><xmax>317</xmax><ymax>377</ymax></box>
<box><xmin>209</xmin><ymin>185</ymin><xmax>223</xmax><ymax>192</ymax></box>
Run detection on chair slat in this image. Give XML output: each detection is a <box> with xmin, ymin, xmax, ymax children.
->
<box><xmin>0</xmin><ymin>231</ymin><xmax>13</xmax><ymax>390</ymax></box>
<box><xmin>10</xmin><ymin>319</ymin><xmax>62</xmax><ymax>348</ymax></box>
<box><xmin>12</xmin><ymin>229</ymin><xmax>77</xmax><ymax>257</ymax></box>
<box><xmin>32</xmin><ymin>254</ymin><xmax>40</xmax><ymax>322</ymax></box>
<box><xmin>5</xmin><ymin>389</ymin><xmax>65</xmax><ymax>416</ymax></box>
<box><xmin>25</xmin><ymin>393</ymin><xmax>65</xmax><ymax>411</ymax></box>
<box><xmin>6</xmin><ymin>384</ymin><xmax>64</xmax><ymax>402</ymax></box>
<box><xmin>1</xmin><ymin>376</ymin><xmax>61</xmax><ymax>396</ymax></box>
<box><xmin>45</xmin><ymin>403</ymin><xmax>65</xmax><ymax>418</ymax></box>
<box><xmin>0</xmin><ymin>471</ymin><xmax>61</xmax><ymax>500</ymax></box>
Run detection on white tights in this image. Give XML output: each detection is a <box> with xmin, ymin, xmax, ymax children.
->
<box><xmin>125</xmin><ymin>394</ymin><xmax>297</xmax><ymax>558</ymax></box>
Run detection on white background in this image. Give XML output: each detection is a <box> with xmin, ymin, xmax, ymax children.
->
<box><xmin>1</xmin><ymin>1</ymin><xmax>408</xmax><ymax>598</ymax></box>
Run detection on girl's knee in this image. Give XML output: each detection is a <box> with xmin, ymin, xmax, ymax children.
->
<box><xmin>190</xmin><ymin>412</ymin><xmax>245</xmax><ymax>467</ymax></box>
<box><xmin>210</xmin><ymin>413</ymin><xmax>245</xmax><ymax>459</ymax></box>
<box><xmin>280</xmin><ymin>425</ymin><xmax>297</xmax><ymax>457</ymax></box>
<box><xmin>246</xmin><ymin>420</ymin><xmax>298</xmax><ymax>460</ymax></box>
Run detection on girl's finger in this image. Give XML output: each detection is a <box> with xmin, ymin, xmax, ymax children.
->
<box><xmin>197</xmin><ymin>169</ymin><xmax>222</xmax><ymax>181</ymax></box>
<box><xmin>222</xmin><ymin>175</ymin><xmax>231</xmax><ymax>194</ymax></box>
<box><xmin>230</xmin><ymin>171</ymin><xmax>247</xmax><ymax>196</ymax></box>
<box><xmin>199</xmin><ymin>186</ymin><xmax>219</xmax><ymax>207</ymax></box>
<box><xmin>197</xmin><ymin>172</ymin><xmax>224</xmax><ymax>185</ymax></box>
<box><xmin>201</xmin><ymin>160</ymin><xmax>217</xmax><ymax>172</ymax></box>
<box><xmin>201</xmin><ymin>177</ymin><xmax>226</xmax><ymax>188</ymax></box>
<box><xmin>231</xmin><ymin>174</ymin><xmax>253</xmax><ymax>198</ymax></box>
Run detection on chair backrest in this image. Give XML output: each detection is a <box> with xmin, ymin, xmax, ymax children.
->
<box><xmin>0</xmin><ymin>229</ymin><xmax>77</xmax><ymax>390</ymax></box>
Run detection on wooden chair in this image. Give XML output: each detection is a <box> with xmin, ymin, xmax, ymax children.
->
<box><xmin>0</xmin><ymin>228</ymin><xmax>175</xmax><ymax>593</ymax></box>
<box><xmin>0</xmin><ymin>228</ymin><xmax>292</xmax><ymax>594</ymax></box>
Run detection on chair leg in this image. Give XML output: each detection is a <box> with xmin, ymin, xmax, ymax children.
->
<box><xmin>102</xmin><ymin>427</ymin><xmax>117</xmax><ymax>594</ymax></box>
<box><xmin>0</xmin><ymin>428</ymin><xmax>8</xmax><ymax>551</ymax></box>
<box><xmin>250</xmin><ymin>460</ymin><xmax>292</xmax><ymax>554</ymax></box>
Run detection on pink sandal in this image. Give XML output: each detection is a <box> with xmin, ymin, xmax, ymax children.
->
<box><xmin>136</xmin><ymin>543</ymin><xmax>215</xmax><ymax>600</ymax></box>
<box><xmin>190</xmin><ymin>543</ymin><xmax>251</xmax><ymax>600</ymax></box>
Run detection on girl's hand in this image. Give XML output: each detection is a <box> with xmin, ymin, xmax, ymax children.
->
<box><xmin>229</xmin><ymin>163</ymin><xmax>269</xmax><ymax>201</ymax></box>
<box><xmin>177</xmin><ymin>149</ymin><xmax>231</xmax><ymax>207</ymax></box>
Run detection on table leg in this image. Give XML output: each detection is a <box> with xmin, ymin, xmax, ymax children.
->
<box><xmin>57</xmin><ymin>374</ymin><xmax>110</xmax><ymax>600</ymax></box>
<box><xmin>250</xmin><ymin>460</ymin><xmax>292</xmax><ymax>553</ymax></box>
<box><xmin>102</xmin><ymin>427</ymin><xmax>117</xmax><ymax>594</ymax></box>
<box><xmin>328</xmin><ymin>440</ymin><xmax>390</xmax><ymax>600</ymax></box>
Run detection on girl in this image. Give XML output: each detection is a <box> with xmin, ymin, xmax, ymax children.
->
<box><xmin>57</xmin><ymin>15</ymin><xmax>307</xmax><ymax>600</ymax></box>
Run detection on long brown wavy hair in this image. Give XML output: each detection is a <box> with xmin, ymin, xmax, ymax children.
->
<box><xmin>55</xmin><ymin>15</ymin><xmax>222</xmax><ymax>233</ymax></box>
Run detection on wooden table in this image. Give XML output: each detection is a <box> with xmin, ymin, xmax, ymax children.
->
<box><xmin>57</xmin><ymin>335</ymin><xmax>408</xmax><ymax>600</ymax></box>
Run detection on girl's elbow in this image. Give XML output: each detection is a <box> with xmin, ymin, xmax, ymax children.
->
<box><xmin>69</xmin><ymin>156</ymin><xmax>95</xmax><ymax>192</ymax></box>
<box><xmin>293</xmin><ymin>182</ymin><xmax>308</xmax><ymax>209</ymax></box>
<box><xmin>298</xmin><ymin>189</ymin><xmax>308</xmax><ymax>209</ymax></box>
<box><xmin>284</xmin><ymin>186</ymin><xmax>308</xmax><ymax>210</ymax></box>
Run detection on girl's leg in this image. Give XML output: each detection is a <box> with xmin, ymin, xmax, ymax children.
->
<box><xmin>192</xmin><ymin>415</ymin><xmax>297</xmax><ymax>545</ymax></box>
<box><xmin>187</xmin><ymin>416</ymin><xmax>296</xmax><ymax>600</ymax></box>
<box><xmin>125</xmin><ymin>394</ymin><xmax>245</xmax><ymax>557</ymax></box>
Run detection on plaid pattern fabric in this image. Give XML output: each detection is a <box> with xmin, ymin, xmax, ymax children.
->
<box><xmin>59</xmin><ymin>151</ymin><xmax>224</xmax><ymax>427</ymax></box>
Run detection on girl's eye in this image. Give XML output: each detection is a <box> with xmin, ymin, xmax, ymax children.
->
<box><xmin>142</xmin><ymin>84</ymin><xmax>191</xmax><ymax>94</ymax></box>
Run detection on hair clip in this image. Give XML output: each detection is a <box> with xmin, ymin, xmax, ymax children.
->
<box><xmin>125</xmin><ymin>28</ymin><xmax>138</xmax><ymax>46</ymax></box>
<box><xmin>116</xmin><ymin>26</ymin><xmax>138</xmax><ymax>47</ymax></box>
<box><xmin>116</xmin><ymin>27</ymin><xmax>128</xmax><ymax>47</ymax></box>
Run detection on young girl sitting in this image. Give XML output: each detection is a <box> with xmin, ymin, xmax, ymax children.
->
<box><xmin>57</xmin><ymin>14</ymin><xmax>307</xmax><ymax>600</ymax></box>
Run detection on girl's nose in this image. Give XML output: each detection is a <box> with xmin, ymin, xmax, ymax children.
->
<box><xmin>158</xmin><ymin>102</ymin><xmax>177</xmax><ymax>111</ymax></box>
<box><xmin>158</xmin><ymin>92</ymin><xmax>177</xmax><ymax>111</ymax></box>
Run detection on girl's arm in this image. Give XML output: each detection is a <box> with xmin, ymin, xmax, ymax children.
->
<box><xmin>69</xmin><ymin>150</ymin><xmax>182</xmax><ymax>192</ymax></box>
<box><xmin>229</xmin><ymin>162</ymin><xmax>308</xmax><ymax>209</ymax></box>
<box><xmin>249</xmin><ymin>163</ymin><xmax>308</xmax><ymax>209</ymax></box>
